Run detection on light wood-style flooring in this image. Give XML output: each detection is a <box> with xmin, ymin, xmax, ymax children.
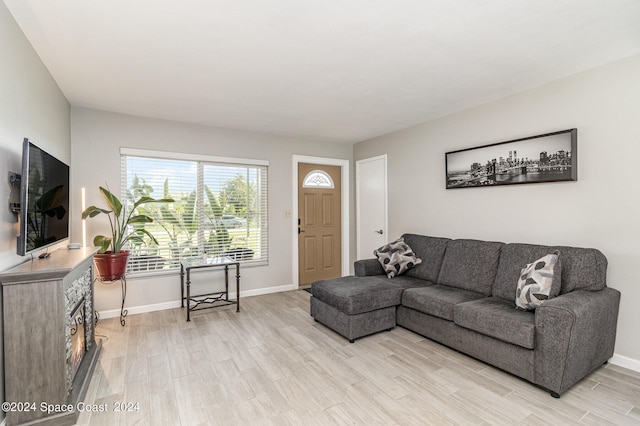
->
<box><xmin>77</xmin><ymin>290</ymin><xmax>640</xmax><ymax>425</ymax></box>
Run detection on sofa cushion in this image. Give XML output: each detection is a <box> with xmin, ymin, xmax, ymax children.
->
<box><xmin>374</xmin><ymin>237</ymin><xmax>422</xmax><ymax>278</ymax></box>
<box><xmin>454</xmin><ymin>297</ymin><xmax>536</xmax><ymax>349</ymax></box>
<box><xmin>493</xmin><ymin>243</ymin><xmax>607</xmax><ymax>302</ymax></box>
<box><xmin>437</xmin><ymin>239</ymin><xmax>504</xmax><ymax>296</ymax></box>
<box><xmin>385</xmin><ymin>275</ymin><xmax>436</xmax><ymax>290</ymax></box>
<box><xmin>515</xmin><ymin>252</ymin><xmax>561</xmax><ymax>310</ymax></box>
<box><xmin>555</xmin><ymin>246</ymin><xmax>607</xmax><ymax>294</ymax></box>
<box><xmin>401</xmin><ymin>234</ymin><xmax>451</xmax><ymax>282</ymax></box>
<box><xmin>493</xmin><ymin>243</ymin><xmax>558</xmax><ymax>301</ymax></box>
<box><xmin>312</xmin><ymin>275</ymin><xmax>426</xmax><ymax>315</ymax></box>
<box><xmin>402</xmin><ymin>285</ymin><xmax>486</xmax><ymax>321</ymax></box>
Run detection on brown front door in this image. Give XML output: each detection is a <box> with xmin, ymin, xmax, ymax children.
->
<box><xmin>298</xmin><ymin>163</ymin><xmax>342</xmax><ymax>286</ymax></box>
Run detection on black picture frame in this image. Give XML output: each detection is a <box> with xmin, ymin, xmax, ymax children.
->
<box><xmin>445</xmin><ymin>129</ymin><xmax>577</xmax><ymax>189</ymax></box>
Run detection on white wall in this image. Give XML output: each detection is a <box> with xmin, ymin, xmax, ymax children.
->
<box><xmin>0</xmin><ymin>2</ymin><xmax>71</xmax><ymax>421</ymax></box>
<box><xmin>0</xmin><ymin>3</ymin><xmax>71</xmax><ymax>271</ymax></box>
<box><xmin>354</xmin><ymin>54</ymin><xmax>640</xmax><ymax>366</ymax></box>
<box><xmin>70</xmin><ymin>107</ymin><xmax>352</xmax><ymax>314</ymax></box>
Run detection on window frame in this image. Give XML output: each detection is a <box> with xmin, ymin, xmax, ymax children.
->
<box><xmin>302</xmin><ymin>170</ymin><xmax>335</xmax><ymax>188</ymax></box>
<box><xmin>120</xmin><ymin>148</ymin><xmax>269</xmax><ymax>276</ymax></box>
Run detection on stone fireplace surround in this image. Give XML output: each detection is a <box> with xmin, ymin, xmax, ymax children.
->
<box><xmin>65</xmin><ymin>269</ymin><xmax>94</xmax><ymax>393</ymax></box>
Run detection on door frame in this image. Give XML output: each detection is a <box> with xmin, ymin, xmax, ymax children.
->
<box><xmin>356</xmin><ymin>154</ymin><xmax>388</xmax><ymax>259</ymax></box>
<box><xmin>292</xmin><ymin>155</ymin><xmax>350</xmax><ymax>288</ymax></box>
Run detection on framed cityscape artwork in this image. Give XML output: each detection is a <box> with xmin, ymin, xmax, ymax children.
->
<box><xmin>445</xmin><ymin>128</ymin><xmax>577</xmax><ymax>189</ymax></box>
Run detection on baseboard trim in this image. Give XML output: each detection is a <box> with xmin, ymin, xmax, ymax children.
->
<box><xmin>610</xmin><ymin>353</ymin><xmax>640</xmax><ymax>373</ymax></box>
<box><xmin>97</xmin><ymin>284</ymin><xmax>297</xmax><ymax>319</ymax></box>
<box><xmin>98</xmin><ymin>300</ymin><xmax>182</xmax><ymax>319</ymax></box>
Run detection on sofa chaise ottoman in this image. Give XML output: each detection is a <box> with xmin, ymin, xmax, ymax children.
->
<box><xmin>309</xmin><ymin>234</ymin><xmax>621</xmax><ymax>397</ymax></box>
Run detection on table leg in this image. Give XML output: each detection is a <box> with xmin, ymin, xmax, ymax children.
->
<box><xmin>236</xmin><ymin>263</ymin><xmax>240</xmax><ymax>312</ymax></box>
<box><xmin>186</xmin><ymin>269</ymin><xmax>191</xmax><ymax>322</ymax></box>
<box><xmin>224</xmin><ymin>265</ymin><xmax>229</xmax><ymax>301</ymax></box>
<box><xmin>180</xmin><ymin>263</ymin><xmax>185</xmax><ymax>308</ymax></box>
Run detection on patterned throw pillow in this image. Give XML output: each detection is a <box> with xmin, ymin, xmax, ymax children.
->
<box><xmin>515</xmin><ymin>251</ymin><xmax>561</xmax><ymax>310</ymax></box>
<box><xmin>374</xmin><ymin>237</ymin><xmax>422</xmax><ymax>278</ymax></box>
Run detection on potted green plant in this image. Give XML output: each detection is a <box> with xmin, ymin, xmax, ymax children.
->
<box><xmin>82</xmin><ymin>186</ymin><xmax>173</xmax><ymax>280</ymax></box>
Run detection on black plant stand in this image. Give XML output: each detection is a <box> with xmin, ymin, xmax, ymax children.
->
<box><xmin>96</xmin><ymin>275</ymin><xmax>128</xmax><ymax>326</ymax></box>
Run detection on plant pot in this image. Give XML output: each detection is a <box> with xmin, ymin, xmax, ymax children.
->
<box><xmin>94</xmin><ymin>250</ymin><xmax>130</xmax><ymax>281</ymax></box>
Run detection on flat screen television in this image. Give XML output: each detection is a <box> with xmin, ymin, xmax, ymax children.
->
<box><xmin>17</xmin><ymin>138</ymin><xmax>70</xmax><ymax>256</ymax></box>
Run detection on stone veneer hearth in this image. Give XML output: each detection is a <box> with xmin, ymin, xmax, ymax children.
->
<box><xmin>65</xmin><ymin>268</ymin><xmax>94</xmax><ymax>394</ymax></box>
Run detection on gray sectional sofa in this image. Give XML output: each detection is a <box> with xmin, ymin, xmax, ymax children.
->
<box><xmin>310</xmin><ymin>234</ymin><xmax>621</xmax><ymax>397</ymax></box>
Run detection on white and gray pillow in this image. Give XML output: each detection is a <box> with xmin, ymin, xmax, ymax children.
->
<box><xmin>515</xmin><ymin>251</ymin><xmax>561</xmax><ymax>310</ymax></box>
<box><xmin>374</xmin><ymin>237</ymin><xmax>422</xmax><ymax>278</ymax></box>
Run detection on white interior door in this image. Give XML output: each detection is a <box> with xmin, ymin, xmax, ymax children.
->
<box><xmin>356</xmin><ymin>155</ymin><xmax>388</xmax><ymax>259</ymax></box>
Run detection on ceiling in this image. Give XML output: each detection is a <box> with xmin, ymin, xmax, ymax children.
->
<box><xmin>5</xmin><ymin>0</ymin><xmax>640</xmax><ymax>144</ymax></box>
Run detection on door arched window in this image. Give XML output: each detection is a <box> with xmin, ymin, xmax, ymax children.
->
<box><xmin>302</xmin><ymin>170</ymin><xmax>334</xmax><ymax>188</ymax></box>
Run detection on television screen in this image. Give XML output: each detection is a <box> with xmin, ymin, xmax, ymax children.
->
<box><xmin>17</xmin><ymin>138</ymin><xmax>70</xmax><ymax>256</ymax></box>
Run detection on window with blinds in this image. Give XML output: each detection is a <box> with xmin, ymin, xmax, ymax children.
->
<box><xmin>120</xmin><ymin>149</ymin><xmax>268</xmax><ymax>274</ymax></box>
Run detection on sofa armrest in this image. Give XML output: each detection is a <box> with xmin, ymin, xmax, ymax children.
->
<box><xmin>534</xmin><ymin>287</ymin><xmax>621</xmax><ymax>395</ymax></box>
<box><xmin>354</xmin><ymin>258</ymin><xmax>385</xmax><ymax>277</ymax></box>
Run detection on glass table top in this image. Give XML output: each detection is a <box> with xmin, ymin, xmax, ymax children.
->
<box><xmin>181</xmin><ymin>256</ymin><xmax>238</xmax><ymax>269</ymax></box>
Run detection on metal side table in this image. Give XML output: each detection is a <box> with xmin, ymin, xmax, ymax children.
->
<box><xmin>180</xmin><ymin>256</ymin><xmax>240</xmax><ymax>321</ymax></box>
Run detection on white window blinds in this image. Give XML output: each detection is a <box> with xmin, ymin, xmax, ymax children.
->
<box><xmin>120</xmin><ymin>149</ymin><xmax>268</xmax><ymax>274</ymax></box>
